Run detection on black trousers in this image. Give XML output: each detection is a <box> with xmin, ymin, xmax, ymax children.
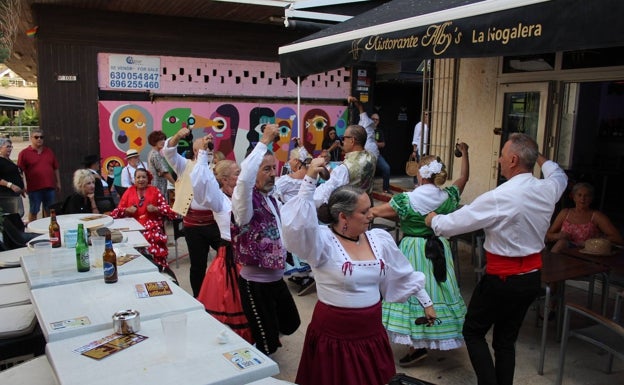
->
<box><xmin>184</xmin><ymin>223</ymin><xmax>222</xmax><ymax>297</ymax></box>
<box><xmin>238</xmin><ymin>276</ymin><xmax>301</xmax><ymax>355</ymax></box>
<box><xmin>462</xmin><ymin>271</ymin><xmax>541</xmax><ymax>385</ymax></box>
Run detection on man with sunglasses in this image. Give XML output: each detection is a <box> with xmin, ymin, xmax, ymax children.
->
<box><xmin>312</xmin><ymin>124</ymin><xmax>375</xmax><ymax>208</ymax></box>
<box><xmin>18</xmin><ymin>129</ymin><xmax>61</xmax><ymax>222</ymax></box>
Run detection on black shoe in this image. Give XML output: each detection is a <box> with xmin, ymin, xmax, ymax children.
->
<box><xmin>297</xmin><ymin>278</ymin><xmax>316</xmax><ymax>296</ymax></box>
<box><xmin>288</xmin><ymin>276</ymin><xmax>304</xmax><ymax>285</ymax></box>
<box><xmin>398</xmin><ymin>348</ymin><xmax>428</xmax><ymax>367</ymax></box>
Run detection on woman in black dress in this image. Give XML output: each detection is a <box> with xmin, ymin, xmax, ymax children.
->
<box><xmin>0</xmin><ymin>138</ymin><xmax>25</xmax><ymax>217</ymax></box>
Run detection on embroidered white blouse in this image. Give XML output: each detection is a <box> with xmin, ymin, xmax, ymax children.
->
<box><xmin>282</xmin><ymin>176</ymin><xmax>433</xmax><ymax>309</ymax></box>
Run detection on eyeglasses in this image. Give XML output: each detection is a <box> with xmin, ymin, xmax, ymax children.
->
<box><xmin>340</xmin><ymin>135</ymin><xmax>354</xmax><ymax>141</ymax></box>
<box><xmin>33</xmin><ymin>135</ymin><xmax>44</xmax><ymax>139</ymax></box>
<box><xmin>138</xmin><ymin>196</ymin><xmax>145</xmax><ymax>207</ymax></box>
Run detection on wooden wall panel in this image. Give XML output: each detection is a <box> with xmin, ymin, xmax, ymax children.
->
<box><xmin>33</xmin><ymin>4</ymin><xmax>307</xmax><ymax>193</ymax></box>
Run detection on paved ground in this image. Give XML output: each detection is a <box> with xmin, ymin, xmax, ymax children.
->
<box><xmin>10</xmin><ymin>135</ymin><xmax>623</xmax><ymax>384</ymax></box>
<box><xmin>165</xmin><ymin>188</ymin><xmax>623</xmax><ymax>385</ymax></box>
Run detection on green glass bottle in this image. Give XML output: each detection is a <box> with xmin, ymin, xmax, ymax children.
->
<box><xmin>75</xmin><ymin>224</ymin><xmax>90</xmax><ymax>272</ymax></box>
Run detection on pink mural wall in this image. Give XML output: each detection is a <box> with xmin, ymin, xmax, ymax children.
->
<box><xmin>99</xmin><ymin>101</ymin><xmax>350</xmax><ymax>174</ymax></box>
<box><xmin>97</xmin><ymin>53</ymin><xmax>350</xmax><ymax>99</ymax></box>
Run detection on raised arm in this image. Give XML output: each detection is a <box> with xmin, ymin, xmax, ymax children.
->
<box><xmin>453</xmin><ymin>142</ymin><xmax>470</xmax><ymax>193</ymax></box>
<box><xmin>371</xmin><ymin>202</ymin><xmax>399</xmax><ymax>222</ymax></box>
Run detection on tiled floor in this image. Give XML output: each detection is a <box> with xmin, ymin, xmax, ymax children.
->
<box><xmin>166</xmin><ymin>177</ymin><xmax>623</xmax><ymax>385</ymax></box>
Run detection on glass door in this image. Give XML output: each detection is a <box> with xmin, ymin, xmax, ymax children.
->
<box><xmin>490</xmin><ymin>82</ymin><xmax>550</xmax><ymax>188</ymax></box>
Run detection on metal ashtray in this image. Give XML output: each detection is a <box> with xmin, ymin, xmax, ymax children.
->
<box><xmin>112</xmin><ymin>309</ymin><xmax>140</xmax><ymax>335</ymax></box>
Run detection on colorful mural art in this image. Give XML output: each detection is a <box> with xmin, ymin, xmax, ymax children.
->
<box><xmin>98</xmin><ymin>101</ymin><xmax>348</xmax><ymax>174</ymax></box>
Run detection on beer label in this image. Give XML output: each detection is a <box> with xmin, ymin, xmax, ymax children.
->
<box><xmin>103</xmin><ymin>262</ymin><xmax>116</xmax><ymax>278</ymax></box>
<box><xmin>79</xmin><ymin>251</ymin><xmax>90</xmax><ymax>266</ymax></box>
<box><xmin>50</xmin><ymin>231</ymin><xmax>61</xmax><ymax>246</ymax></box>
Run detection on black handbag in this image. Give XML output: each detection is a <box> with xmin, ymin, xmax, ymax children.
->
<box><xmin>388</xmin><ymin>373</ymin><xmax>437</xmax><ymax>385</ymax></box>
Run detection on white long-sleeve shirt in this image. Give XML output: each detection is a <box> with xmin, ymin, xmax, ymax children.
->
<box><xmin>412</xmin><ymin>122</ymin><xmax>429</xmax><ymax>156</ymax></box>
<box><xmin>282</xmin><ymin>176</ymin><xmax>433</xmax><ymax>308</ymax></box>
<box><xmin>431</xmin><ymin>160</ymin><xmax>567</xmax><ymax>257</ymax></box>
<box><xmin>231</xmin><ymin>142</ymin><xmax>284</xmax><ymax>281</ymax></box>
<box><xmin>189</xmin><ymin>149</ymin><xmax>233</xmax><ymax>240</ymax></box>
<box><xmin>163</xmin><ymin>138</ymin><xmax>231</xmax><ymax>240</ymax></box>
<box><xmin>358</xmin><ymin>112</ymin><xmax>379</xmax><ymax>159</ymax></box>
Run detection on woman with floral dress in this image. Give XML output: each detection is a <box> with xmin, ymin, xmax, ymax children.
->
<box><xmin>111</xmin><ymin>168</ymin><xmax>176</xmax><ymax>267</ymax></box>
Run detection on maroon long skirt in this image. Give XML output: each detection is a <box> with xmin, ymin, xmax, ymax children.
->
<box><xmin>296</xmin><ymin>301</ymin><xmax>396</xmax><ymax>385</ymax></box>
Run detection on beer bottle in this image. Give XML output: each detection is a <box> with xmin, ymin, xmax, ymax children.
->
<box><xmin>75</xmin><ymin>224</ymin><xmax>90</xmax><ymax>272</ymax></box>
<box><xmin>103</xmin><ymin>230</ymin><xmax>118</xmax><ymax>283</ymax></box>
<box><xmin>48</xmin><ymin>209</ymin><xmax>62</xmax><ymax>248</ymax></box>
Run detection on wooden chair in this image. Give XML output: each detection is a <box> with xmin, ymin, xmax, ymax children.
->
<box><xmin>556</xmin><ymin>291</ymin><xmax>624</xmax><ymax>384</ymax></box>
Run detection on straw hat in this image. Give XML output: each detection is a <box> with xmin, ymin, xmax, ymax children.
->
<box><xmin>125</xmin><ymin>149</ymin><xmax>140</xmax><ymax>159</ymax></box>
<box><xmin>580</xmin><ymin>238</ymin><xmax>613</xmax><ymax>255</ymax></box>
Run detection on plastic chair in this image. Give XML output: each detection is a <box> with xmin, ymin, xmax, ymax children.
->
<box><xmin>1</xmin><ymin>214</ymin><xmax>39</xmax><ymax>250</ymax></box>
<box><xmin>94</xmin><ymin>195</ymin><xmax>116</xmax><ymax>213</ymax></box>
<box><xmin>556</xmin><ymin>291</ymin><xmax>624</xmax><ymax>384</ymax></box>
<box><xmin>47</xmin><ymin>200</ymin><xmax>66</xmax><ymax>216</ymax></box>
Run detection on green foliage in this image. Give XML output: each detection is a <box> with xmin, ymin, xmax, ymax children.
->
<box><xmin>0</xmin><ymin>46</ymin><xmax>9</xmax><ymax>63</ymax></box>
<box><xmin>0</xmin><ymin>114</ymin><xmax>10</xmax><ymax>126</ymax></box>
<box><xmin>20</xmin><ymin>105</ymin><xmax>38</xmax><ymax>125</ymax></box>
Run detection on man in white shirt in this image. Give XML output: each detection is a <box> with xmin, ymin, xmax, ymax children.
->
<box><xmin>120</xmin><ymin>149</ymin><xmax>146</xmax><ymax>189</ymax></box>
<box><xmin>412</xmin><ymin>112</ymin><xmax>430</xmax><ymax>160</ymax></box>
<box><xmin>412</xmin><ymin>112</ymin><xmax>430</xmax><ymax>186</ymax></box>
<box><xmin>312</xmin><ymin>124</ymin><xmax>375</xmax><ymax>208</ymax></box>
<box><xmin>230</xmin><ymin>123</ymin><xmax>300</xmax><ymax>355</ymax></box>
<box><xmin>425</xmin><ymin>133</ymin><xmax>567</xmax><ymax>385</ymax></box>
<box><xmin>347</xmin><ymin>96</ymin><xmax>379</xmax><ymax>160</ymax></box>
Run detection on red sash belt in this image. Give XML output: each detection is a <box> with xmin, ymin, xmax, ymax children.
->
<box><xmin>183</xmin><ymin>208</ymin><xmax>215</xmax><ymax>227</ymax></box>
<box><xmin>485</xmin><ymin>251</ymin><xmax>542</xmax><ymax>278</ymax></box>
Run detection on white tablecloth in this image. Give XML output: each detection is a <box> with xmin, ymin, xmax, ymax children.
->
<box><xmin>46</xmin><ymin>309</ymin><xmax>279</xmax><ymax>385</ymax></box>
<box><xmin>27</xmin><ymin>214</ymin><xmax>114</xmax><ymax>235</ymax></box>
<box><xmin>30</xmin><ymin>271</ymin><xmax>203</xmax><ymax>342</ymax></box>
<box><xmin>20</xmin><ymin>247</ymin><xmax>157</xmax><ymax>289</ymax></box>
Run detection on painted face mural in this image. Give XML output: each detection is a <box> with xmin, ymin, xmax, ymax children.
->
<box><xmin>248</xmin><ymin>107</ymin><xmax>275</xmax><ymax>155</ymax></box>
<box><xmin>161</xmin><ymin>108</ymin><xmax>218</xmax><ymax>156</ymax></box>
<box><xmin>274</xmin><ymin>107</ymin><xmax>297</xmax><ymax>164</ymax></box>
<box><xmin>205</xmin><ymin>104</ymin><xmax>239</xmax><ymax>160</ymax></box>
<box><xmin>303</xmin><ymin>108</ymin><xmax>330</xmax><ymax>156</ymax></box>
<box><xmin>109</xmin><ymin>104</ymin><xmax>152</xmax><ymax>156</ymax></box>
<box><xmin>334</xmin><ymin>108</ymin><xmax>349</xmax><ymax>138</ymax></box>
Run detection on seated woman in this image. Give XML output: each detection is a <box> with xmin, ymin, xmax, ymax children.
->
<box><xmin>110</xmin><ymin>168</ymin><xmax>177</xmax><ymax>267</ymax></box>
<box><xmin>547</xmin><ymin>182</ymin><xmax>623</xmax><ymax>253</ymax></box>
<box><xmin>321</xmin><ymin>126</ymin><xmax>342</xmax><ymax>162</ymax></box>
<box><xmin>64</xmin><ymin>169</ymin><xmax>105</xmax><ymax>214</ymax></box>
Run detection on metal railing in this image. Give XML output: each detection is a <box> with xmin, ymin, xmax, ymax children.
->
<box><xmin>0</xmin><ymin>126</ymin><xmax>39</xmax><ymax>141</ymax></box>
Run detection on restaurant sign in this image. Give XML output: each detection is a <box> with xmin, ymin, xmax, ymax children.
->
<box><xmin>280</xmin><ymin>0</ymin><xmax>624</xmax><ymax>78</ymax></box>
